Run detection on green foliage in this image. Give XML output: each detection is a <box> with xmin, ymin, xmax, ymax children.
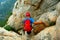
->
<box><xmin>0</xmin><ymin>20</ymin><xmax>7</xmax><ymax>27</ymax></box>
<box><xmin>0</xmin><ymin>12</ymin><xmax>12</xmax><ymax>27</ymax></box>
<box><xmin>4</xmin><ymin>25</ymin><xmax>18</xmax><ymax>34</ymax></box>
<box><xmin>4</xmin><ymin>25</ymin><xmax>13</xmax><ymax>31</ymax></box>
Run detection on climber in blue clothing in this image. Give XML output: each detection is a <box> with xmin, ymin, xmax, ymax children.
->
<box><xmin>22</xmin><ymin>11</ymin><xmax>42</xmax><ymax>35</ymax></box>
<box><xmin>23</xmin><ymin>12</ymin><xmax>34</xmax><ymax>34</ymax></box>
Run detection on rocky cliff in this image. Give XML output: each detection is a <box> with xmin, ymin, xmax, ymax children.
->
<box><xmin>0</xmin><ymin>0</ymin><xmax>60</xmax><ymax>40</ymax></box>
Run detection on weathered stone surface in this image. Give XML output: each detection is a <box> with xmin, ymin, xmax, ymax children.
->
<box><xmin>0</xmin><ymin>27</ymin><xmax>22</xmax><ymax>40</ymax></box>
<box><xmin>0</xmin><ymin>27</ymin><xmax>19</xmax><ymax>36</ymax></box>
<box><xmin>56</xmin><ymin>2</ymin><xmax>60</xmax><ymax>13</ymax></box>
<box><xmin>54</xmin><ymin>3</ymin><xmax>60</xmax><ymax>40</ymax></box>
<box><xmin>0</xmin><ymin>26</ymin><xmax>58</xmax><ymax>40</ymax></box>
<box><xmin>56</xmin><ymin>16</ymin><xmax>60</xmax><ymax>40</ymax></box>
<box><xmin>5</xmin><ymin>1</ymin><xmax>60</xmax><ymax>40</ymax></box>
<box><xmin>33</xmin><ymin>2</ymin><xmax>60</xmax><ymax>27</ymax></box>
<box><xmin>39</xmin><ymin>0</ymin><xmax>59</xmax><ymax>11</ymax></box>
<box><xmin>28</xmin><ymin>0</ymin><xmax>60</xmax><ymax>20</ymax></box>
<box><xmin>32</xmin><ymin>8</ymin><xmax>60</xmax><ymax>37</ymax></box>
<box><xmin>7</xmin><ymin>0</ymin><xmax>31</xmax><ymax>30</ymax></box>
<box><xmin>7</xmin><ymin>0</ymin><xmax>60</xmax><ymax>30</ymax></box>
<box><xmin>48</xmin><ymin>10</ymin><xmax>59</xmax><ymax>22</ymax></box>
<box><xmin>32</xmin><ymin>26</ymin><xmax>57</xmax><ymax>40</ymax></box>
<box><xmin>37</xmin><ymin>13</ymin><xmax>50</xmax><ymax>26</ymax></box>
<box><xmin>7</xmin><ymin>15</ymin><xmax>23</xmax><ymax>30</ymax></box>
<box><xmin>36</xmin><ymin>7</ymin><xmax>60</xmax><ymax>27</ymax></box>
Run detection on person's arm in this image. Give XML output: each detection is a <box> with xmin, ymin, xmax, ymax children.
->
<box><xmin>30</xmin><ymin>18</ymin><xmax>43</xmax><ymax>24</ymax></box>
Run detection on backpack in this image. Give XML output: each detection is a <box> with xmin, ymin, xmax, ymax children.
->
<box><xmin>24</xmin><ymin>19</ymin><xmax>32</xmax><ymax>32</ymax></box>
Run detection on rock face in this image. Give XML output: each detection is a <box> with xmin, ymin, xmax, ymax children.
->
<box><xmin>0</xmin><ymin>36</ymin><xmax>21</xmax><ymax>40</ymax></box>
<box><xmin>7</xmin><ymin>0</ymin><xmax>31</xmax><ymax>30</ymax></box>
<box><xmin>36</xmin><ymin>2</ymin><xmax>60</xmax><ymax>27</ymax></box>
<box><xmin>28</xmin><ymin>0</ymin><xmax>60</xmax><ymax>20</ymax></box>
<box><xmin>56</xmin><ymin>2</ymin><xmax>60</xmax><ymax>13</ymax></box>
<box><xmin>55</xmin><ymin>3</ymin><xmax>60</xmax><ymax>40</ymax></box>
<box><xmin>33</xmin><ymin>26</ymin><xmax>57</xmax><ymax>40</ymax></box>
<box><xmin>39</xmin><ymin>0</ymin><xmax>59</xmax><ymax>11</ymax></box>
<box><xmin>7</xmin><ymin>0</ymin><xmax>60</xmax><ymax>30</ymax></box>
<box><xmin>32</xmin><ymin>2</ymin><xmax>60</xmax><ymax>40</ymax></box>
<box><xmin>0</xmin><ymin>27</ymin><xmax>21</xmax><ymax>40</ymax></box>
<box><xmin>37</xmin><ymin>10</ymin><xmax>59</xmax><ymax>27</ymax></box>
<box><xmin>56</xmin><ymin>16</ymin><xmax>60</xmax><ymax>40</ymax></box>
<box><xmin>4</xmin><ymin>1</ymin><xmax>60</xmax><ymax>40</ymax></box>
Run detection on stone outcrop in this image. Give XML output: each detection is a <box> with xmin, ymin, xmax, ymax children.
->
<box><xmin>55</xmin><ymin>3</ymin><xmax>60</xmax><ymax>40</ymax></box>
<box><xmin>32</xmin><ymin>2</ymin><xmax>60</xmax><ymax>38</ymax></box>
<box><xmin>56</xmin><ymin>17</ymin><xmax>60</xmax><ymax>40</ymax></box>
<box><xmin>2</xmin><ymin>0</ymin><xmax>60</xmax><ymax>40</ymax></box>
<box><xmin>32</xmin><ymin>26</ymin><xmax>57</xmax><ymax>40</ymax></box>
<box><xmin>0</xmin><ymin>27</ymin><xmax>21</xmax><ymax>40</ymax></box>
<box><xmin>55</xmin><ymin>4</ymin><xmax>60</xmax><ymax>36</ymax></box>
<box><xmin>7</xmin><ymin>0</ymin><xmax>60</xmax><ymax>30</ymax></box>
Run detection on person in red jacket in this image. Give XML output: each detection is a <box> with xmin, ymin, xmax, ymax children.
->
<box><xmin>23</xmin><ymin>12</ymin><xmax>34</xmax><ymax>35</ymax></box>
<box><xmin>22</xmin><ymin>12</ymin><xmax>46</xmax><ymax>40</ymax></box>
<box><xmin>23</xmin><ymin>12</ymin><xmax>45</xmax><ymax>36</ymax></box>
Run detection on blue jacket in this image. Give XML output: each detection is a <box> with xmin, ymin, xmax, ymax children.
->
<box><xmin>23</xmin><ymin>17</ymin><xmax>34</xmax><ymax>25</ymax></box>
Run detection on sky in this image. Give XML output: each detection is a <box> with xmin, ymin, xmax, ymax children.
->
<box><xmin>0</xmin><ymin>0</ymin><xmax>16</xmax><ymax>27</ymax></box>
<box><xmin>0</xmin><ymin>0</ymin><xmax>16</xmax><ymax>20</ymax></box>
<box><xmin>0</xmin><ymin>0</ymin><xmax>4</xmax><ymax>2</ymax></box>
<box><xmin>0</xmin><ymin>0</ymin><xmax>7</xmax><ymax>6</ymax></box>
<box><xmin>0</xmin><ymin>0</ymin><xmax>6</xmax><ymax>2</ymax></box>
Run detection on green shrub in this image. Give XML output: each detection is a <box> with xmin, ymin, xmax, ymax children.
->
<box><xmin>4</xmin><ymin>25</ymin><xmax>13</xmax><ymax>31</ymax></box>
<box><xmin>0</xmin><ymin>20</ymin><xmax>7</xmax><ymax>27</ymax></box>
<box><xmin>0</xmin><ymin>12</ymin><xmax>12</xmax><ymax>27</ymax></box>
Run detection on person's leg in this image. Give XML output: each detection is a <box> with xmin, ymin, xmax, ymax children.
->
<box><xmin>27</xmin><ymin>31</ymin><xmax>32</xmax><ymax>40</ymax></box>
<box><xmin>27</xmin><ymin>31</ymin><xmax>31</xmax><ymax>35</ymax></box>
<box><xmin>21</xmin><ymin>30</ymin><xmax>25</xmax><ymax>36</ymax></box>
<box><xmin>25</xmin><ymin>31</ymin><xmax>29</xmax><ymax>40</ymax></box>
<box><xmin>25</xmin><ymin>31</ymin><xmax>32</xmax><ymax>40</ymax></box>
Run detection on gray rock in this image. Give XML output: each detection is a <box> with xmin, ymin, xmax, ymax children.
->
<box><xmin>56</xmin><ymin>2</ymin><xmax>60</xmax><ymax>13</ymax></box>
<box><xmin>0</xmin><ymin>27</ymin><xmax>21</xmax><ymax>40</ymax></box>
<box><xmin>28</xmin><ymin>0</ymin><xmax>59</xmax><ymax>20</ymax></box>
<box><xmin>33</xmin><ymin>26</ymin><xmax>57</xmax><ymax>40</ymax></box>
<box><xmin>7</xmin><ymin>0</ymin><xmax>60</xmax><ymax>31</ymax></box>
<box><xmin>56</xmin><ymin>16</ymin><xmax>60</xmax><ymax>40</ymax></box>
<box><xmin>40</xmin><ymin>0</ymin><xmax>59</xmax><ymax>12</ymax></box>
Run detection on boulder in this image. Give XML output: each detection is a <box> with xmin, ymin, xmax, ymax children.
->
<box><xmin>32</xmin><ymin>26</ymin><xmax>57</xmax><ymax>40</ymax></box>
<box><xmin>56</xmin><ymin>16</ymin><xmax>60</xmax><ymax>40</ymax></box>
<box><xmin>37</xmin><ymin>13</ymin><xmax>50</xmax><ymax>27</ymax></box>
<box><xmin>48</xmin><ymin>10</ymin><xmax>59</xmax><ymax>22</ymax></box>
<box><xmin>0</xmin><ymin>27</ymin><xmax>21</xmax><ymax>40</ymax></box>
<box><xmin>56</xmin><ymin>2</ymin><xmax>60</xmax><ymax>13</ymax></box>
<box><xmin>7</xmin><ymin>0</ymin><xmax>60</xmax><ymax>32</ymax></box>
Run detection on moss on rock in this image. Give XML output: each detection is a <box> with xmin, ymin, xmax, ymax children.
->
<box><xmin>4</xmin><ymin>25</ymin><xmax>14</xmax><ymax>31</ymax></box>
